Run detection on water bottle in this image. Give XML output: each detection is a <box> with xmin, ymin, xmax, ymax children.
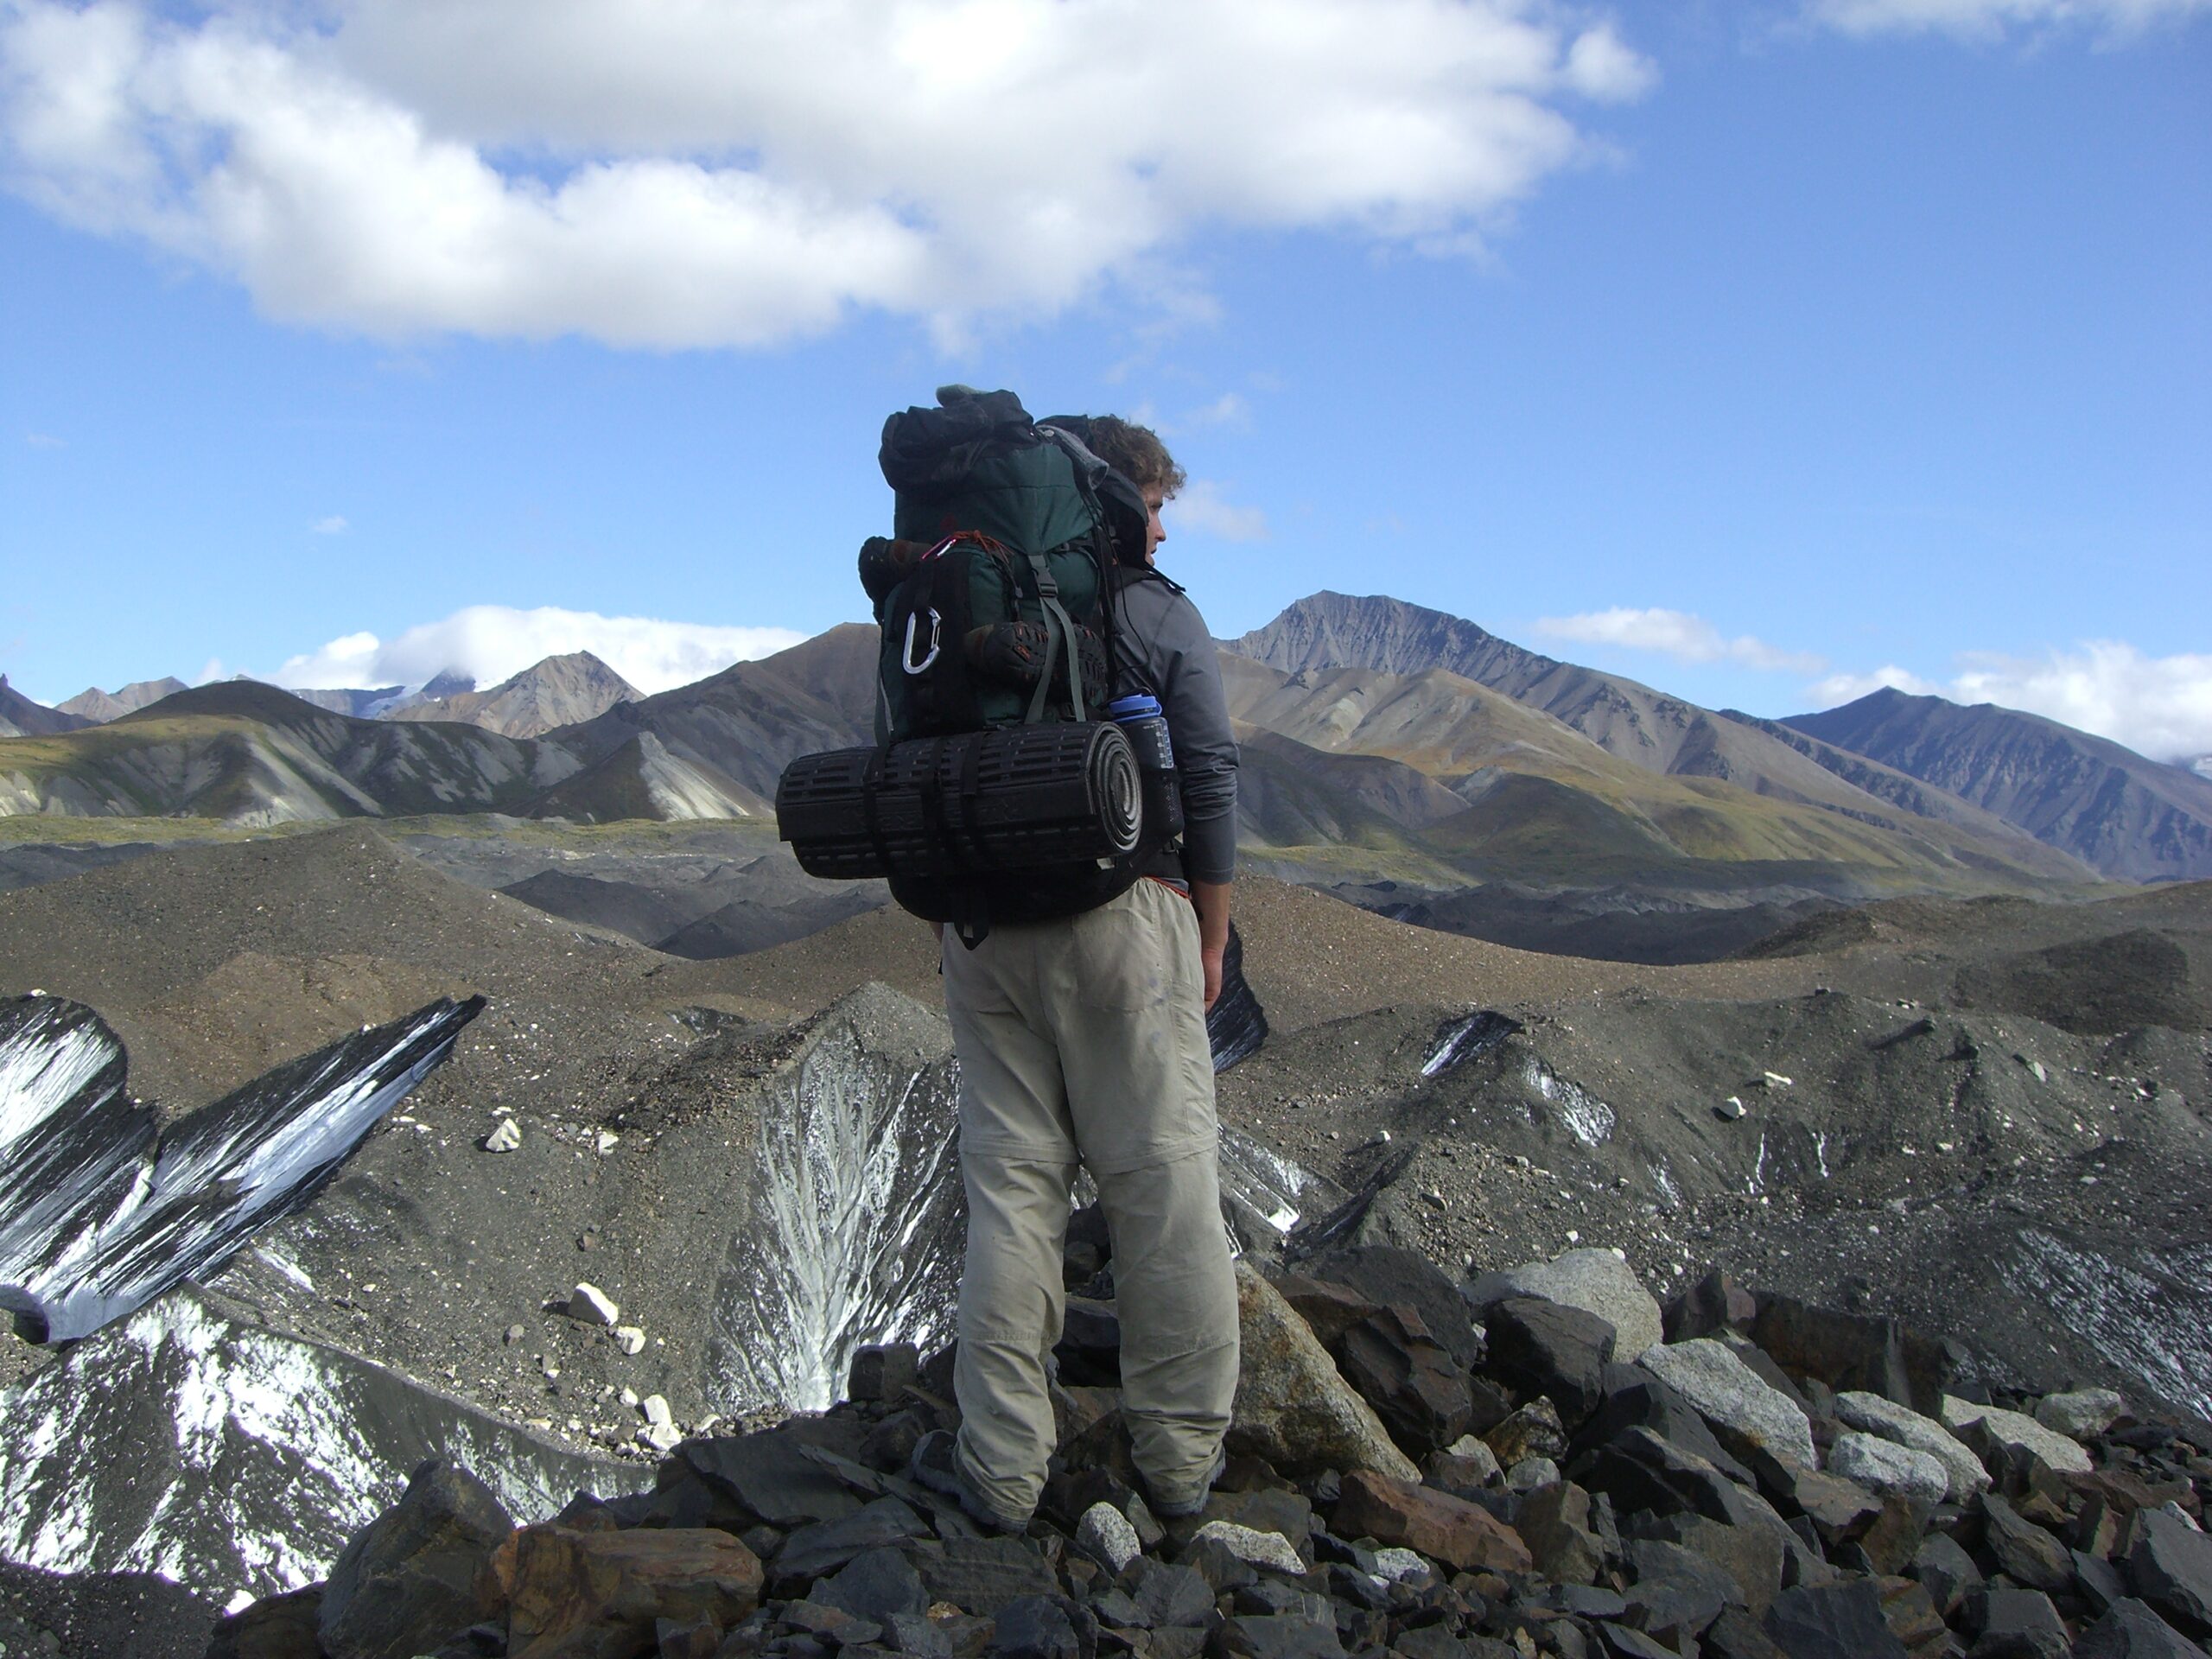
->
<box><xmin>1106</xmin><ymin>693</ymin><xmax>1184</xmax><ymax>842</ymax></box>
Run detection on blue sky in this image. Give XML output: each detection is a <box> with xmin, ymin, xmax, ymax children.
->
<box><xmin>3</xmin><ymin>0</ymin><xmax>2208</xmax><ymax>758</ymax></box>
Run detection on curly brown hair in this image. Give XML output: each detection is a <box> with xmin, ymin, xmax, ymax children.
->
<box><xmin>1082</xmin><ymin>416</ymin><xmax>1186</xmax><ymax>499</ymax></box>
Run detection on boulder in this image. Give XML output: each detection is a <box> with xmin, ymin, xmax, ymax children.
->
<box><xmin>992</xmin><ymin>1595</ymin><xmax>1084</xmax><ymax>1659</ymax></box>
<box><xmin>1335</xmin><ymin>1305</ymin><xmax>1475</xmax><ymax>1457</ymax></box>
<box><xmin>2035</xmin><ymin>1387</ymin><xmax>2125</xmax><ymax>1440</ymax></box>
<box><xmin>2127</xmin><ymin>1506</ymin><xmax>2212</xmax><ymax>1637</ymax></box>
<box><xmin>318</xmin><ymin>1458</ymin><xmax>513</xmax><ymax>1659</ymax></box>
<box><xmin>1761</xmin><ymin>1578</ymin><xmax>1910</xmax><ymax>1659</ymax></box>
<box><xmin>1637</xmin><ymin>1340</ymin><xmax>1816</xmax><ymax>1470</ymax></box>
<box><xmin>1332</xmin><ymin>1470</ymin><xmax>1533</xmax><ymax>1573</ymax></box>
<box><xmin>1270</xmin><ymin>1274</ymin><xmax>1382</xmax><ymax>1350</ymax></box>
<box><xmin>1624</xmin><ymin>1538</ymin><xmax>1738</xmax><ymax>1643</ymax></box>
<box><xmin>1465</xmin><ymin>1249</ymin><xmax>1663</xmax><ymax>1362</ymax></box>
<box><xmin>1516</xmin><ymin>1481</ymin><xmax>1604</xmax><ymax>1586</ymax></box>
<box><xmin>1980</xmin><ymin>1494</ymin><xmax>2075</xmax><ymax>1595</ymax></box>
<box><xmin>1873</xmin><ymin>1575</ymin><xmax>1946</xmax><ymax>1656</ymax></box>
<box><xmin>206</xmin><ymin>1586</ymin><xmax>324</xmax><ymax>1659</ymax></box>
<box><xmin>1302</xmin><ymin>1245</ymin><xmax>1485</xmax><ymax>1371</ymax></box>
<box><xmin>1909</xmin><ymin>1533</ymin><xmax>1983</xmax><ymax>1618</ymax></box>
<box><xmin>1484</xmin><ymin>1397</ymin><xmax>1567</xmax><ymax>1467</ymax></box>
<box><xmin>918</xmin><ymin>1536</ymin><xmax>1062</xmax><ymax>1616</ymax></box>
<box><xmin>1190</xmin><ymin>1522</ymin><xmax>1305</xmax><ymax>1577</ymax></box>
<box><xmin>1663</xmin><ymin>1267</ymin><xmax>1758</xmax><ymax>1344</ymax></box>
<box><xmin>817</xmin><ymin>1547</ymin><xmax>930</xmax><ymax>1624</ymax></box>
<box><xmin>1636</xmin><ymin>1513</ymin><xmax>1784</xmax><ymax>1618</ymax></box>
<box><xmin>1213</xmin><ymin>1614</ymin><xmax>1348</xmax><ymax>1659</ymax></box>
<box><xmin>2075</xmin><ymin>1599</ymin><xmax>2207</xmax><ymax>1658</ymax></box>
<box><xmin>1751</xmin><ymin>1296</ymin><xmax>1951</xmax><ymax>1417</ymax></box>
<box><xmin>1965</xmin><ymin>1586</ymin><xmax>2069</xmax><ymax>1659</ymax></box>
<box><xmin>774</xmin><ymin>1496</ymin><xmax>930</xmax><ymax>1583</ymax></box>
<box><xmin>504</xmin><ymin>1525</ymin><xmax>762</xmax><ymax>1656</ymax></box>
<box><xmin>848</xmin><ymin>1343</ymin><xmax>920</xmax><ymax>1402</ymax></box>
<box><xmin>1827</xmin><ymin>1433</ymin><xmax>1948</xmax><ymax>1506</ymax></box>
<box><xmin>1574</xmin><ymin>1366</ymin><xmax>1754</xmax><ymax>1484</ymax></box>
<box><xmin>1482</xmin><ymin>1298</ymin><xmax>1617</xmax><ymax>1427</ymax></box>
<box><xmin>1077</xmin><ymin>1503</ymin><xmax>1141</xmax><ymax>1574</ymax></box>
<box><xmin>1834</xmin><ymin>1390</ymin><xmax>1989</xmax><ymax>1504</ymax></box>
<box><xmin>1126</xmin><ymin>1558</ymin><xmax>1218</xmax><ymax>1628</ymax></box>
<box><xmin>1229</xmin><ymin>1262</ymin><xmax>1418</xmax><ymax>1480</ymax></box>
<box><xmin>1939</xmin><ymin>1399</ymin><xmax>2093</xmax><ymax>1477</ymax></box>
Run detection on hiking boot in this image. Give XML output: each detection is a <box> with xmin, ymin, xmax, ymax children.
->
<box><xmin>1143</xmin><ymin>1444</ymin><xmax>1228</xmax><ymax>1520</ymax></box>
<box><xmin>908</xmin><ymin>1429</ymin><xmax>1029</xmax><ymax>1534</ymax></box>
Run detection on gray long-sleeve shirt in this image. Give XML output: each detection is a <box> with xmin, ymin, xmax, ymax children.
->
<box><xmin>1111</xmin><ymin>569</ymin><xmax>1239</xmax><ymax>885</ymax></box>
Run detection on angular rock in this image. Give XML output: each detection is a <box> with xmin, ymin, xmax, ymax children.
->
<box><xmin>1634</xmin><ymin>1513</ymin><xmax>1784</xmax><ymax>1618</ymax></box>
<box><xmin>1751</xmin><ymin>1296</ymin><xmax>1950</xmax><ymax>1417</ymax></box>
<box><xmin>1335</xmin><ymin>1306</ymin><xmax>1474</xmax><ymax>1458</ymax></box>
<box><xmin>1625</xmin><ymin>1538</ymin><xmax>1738</xmax><ymax>1642</ymax></box>
<box><xmin>1465</xmin><ymin>1249</ymin><xmax>1663</xmax><ymax>1362</ymax></box>
<box><xmin>2127</xmin><ymin>1505</ymin><xmax>2212</xmax><ymax>1637</ymax></box>
<box><xmin>1128</xmin><ymin>1558</ymin><xmax>1220</xmax><ymax>1629</ymax></box>
<box><xmin>1482</xmin><ymin>1298</ymin><xmax>1616</xmax><ymax>1428</ymax></box>
<box><xmin>1966</xmin><ymin>1586</ymin><xmax>2069</xmax><ymax>1659</ymax></box>
<box><xmin>1079</xmin><ymin>1503</ymin><xmax>1142</xmax><ymax>1575</ymax></box>
<box><xmin>484</xmin><ymin>1116</ymin><xmax>522</xmax><ymax>1153</ymax></box>
<box><xmin>1664</xmin><ymin>1268</ymin><xmax>1758</xmax><ymax>1345</ymax></box>
<box><xmin>1827</xmin><ymin>1433</ymin><xmax>1948</xmax><ymax>1506</ymax></box>
<box><xmin>570</xmin><ymin>1282</ymin><xmax>620</xmax><ymax>1326</ymax></box>
<box><xmin>1577</xmin><ymin>1427</ymin><xmax>1784</xmax><ymax>1545</ymax></box>
<box><xmin>1909</xmin><ymin>1532</ymin><xmax>1983</xmax><ymax>1618</ymax></box>
<box><xmin>775</xmin><ymin>1497</ymin><xmax>930</xmax><ymax>1583</ymax></box>
<box><xmin>992</xmin><ymin>1595</ymin><xmax>1082</xmax><ymax>1659</ymax></box>
<box><xmin>849</xmin><ymin>1343</ymin><xmax>921</xmax><ymax>1403</ymax></box>
<box><xmin>1332</xmin><ymin>1470</ymin><xmax>1532</xmax><ymax>1574</ymax></box>
<box><xmin>818</xmin><ymin>1548</ymin><xmax>930</xmax><ymax>1624</ymax></box>
<box><xmin>671</xmin><ymin>1426</ymin><xmax>865</xmax><ymax>1529</ymax></box>
<box><xmin>1941</xmin><ymin>1400</ymin><xmax>2094</xmax><ymax>1477</ymax></box>
<box><xmin>1302</xmin><ymin>1245</ymin><xmax>1485</xmax><ymax>1371</ymax></box>
<box><xmin>207</xmin><ymin>1586</ymin><xmax>324</xmax><ymax>1659</ymax></box>
<box><xmin>1230</xmin><ymin>1262</ymin><xmax>1418</xmax><ymax>1480</ymax></box>
<box><xmin>2035</xmin><ymin>1388</ymin><xmax>2125</xmax><ymax>1441</ymax></box>
<box><xmin>1191</xmin><ymin>1522</ymin><xmax>1305</xmax><ymax>1577</ymax></box>
<box><xmin>1517</xmin><ymin>1481</ymin><xmax>1604</xmax><ymax>1587</ymax></box>
<box><xmin>1762</xmin><ymin>1578</ymin><xmax>1910</xmax><ymax>1659</ymax></box>
<box><xmin>1503</xmin><ymin>1457</ymin><xmax>1560</xmax><ymax>1495</ymax></box>
<box><xmin>1208</xmin><ymin>1491</ymin><xmax>1313</xmax><ymax>1559</ymax></box>
<box><xmin>1212</xmin><ymin>1614</ymin><xmax>1348</xmax><ymax>1659</ymax></box>
<box><xmin>1484</xmin><ymin>1398</ymin><xmax>1567</xmax><ymax>1467</ymax></box>
<box><xmin>1702</xmin><ymin>1606</ymin><xmax>1787</xmax><ymax>1659</ymax></box>
<box><xmin>1271</xmin><ymin>1274</ymin><xmax>1383</xmax><ymax>1350</ymax></box>
<box><xmin>1422</xmin><ymin>1441</ymin><xmax>1499</xmax><ymax>1500</ymax></box>
<box><xmin>1637</xmin><ymin>1341</ymin><xmax>1815</xmax><ymax>1470</ymax></box>
<box><xmin>1981</xmin><ymin>1494</ymin><xmax>2076</xmax><ymax>1595</ymax></box>
<box><xmin>1873</xmin><ymin>1576</ymin><xmax>1945</xmax><ymax>1656</ymax></box>
<box><xmin>1573</xmin><ymin>1367</ymin><xmax>1753</xmax><ymax>1485</ymax></box>
<box><xmin>1056</xmin><ymin>1297</ymin><xmax>1124</xmax><ymax>1388</ymax></box>
<box><xmin>918</xmin><ymin>1536</ymin><xmax>1062</xmax><ymax>1617</ymax></box>
<box><xmin>1745</xmin><ymin>1451</ymin><xmax>1884</xmax><ymax>1546</ymax></box>
<box><xmin>2075</xmin><ymin>1599</ymin><xmax>2207</xmax><ymax>1658</ymax></box>
<box><xmin>504</xmin><ymin>1525</ymin><xmax>762</xmax><ymax>1656</ymax></box>
<box><xmin>1834</xmin><ymin>1390</ymin><xmax>1989</xmax><ymax>1504</ymax></box>
<box><xmin>318</xmin><ymin>1458</ymin><xmax>513</xmax><ymax>1659</ymax></box>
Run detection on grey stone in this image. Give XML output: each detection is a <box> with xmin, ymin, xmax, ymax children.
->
<box><xmin>1637</xmin><ymin>1339</ymin><xmax>1816</xmax><ymax>1470</ymax></box>
<box><xmin>1967</xmin><ymin>1586</ymin><xmax>2069</xmax><ymax>1659</ymax></box>
<box><xmin>1827</xmin><ymin>1433</ymin><xmax>1948</xmax><ymax>1505</ymax></box>
<box><xmin>1190</xmin><ymin>1522</ymin><xmax>1304</xmax><ymax>1576</ymax></box>
<box><xmin>1761</xmin><ymin>1578</ymin><xmax>1910</xmax><ymax>1659</ymax></box>
<box><xmin>775</xmin><ymin>1497</ymin><xmax>930</xmax><ymax>1583</ymax></box>
<box><xmin>1214</xmin><ymin>1614</ymin><xmax>1348</xmax><ymax>1659</ymax></box>
<box><xmin>1483</xmin><ymin>1298</ymin><xmax>1617</xmax><ymax>1427</ymax></box>
<box><xmin>2075</xmin><ymin>1599</ymin><xmax>2207</xmax><ymax>1658</ymax></box>
<box><xmin>317</xmin><ymin>1458</ymin><xmax>512</xmax><ymax>1659</ymax></box>
<box><xmin>819</xmin><ymin>1548</ymin><xmax>930</xmax><ymax>1624</ymax></box>
<box><xmin>1465</xmin><ymin>1248</ymin><xmax>1663</xmax><ymax>1362</ymax></box>
<box><xmin>2035</xmin><ymin>1387</ymin><xmax>2125</xmax><ymax>1440</ymax></box>
<box><xmin>1910</xmin><ymin>1531</ymin><xmax>1983</xmax><ymax>1617</ymax></box>
<box><xmin>2129</xmin><ymin>1505</ymin><xmax>2212</xmax><ymax>1637</ymax></box>
<box><xmin>1367</xmin><ymin>1548</ymin><xmax>1427</xmax><ymax>1583</ymax></box>
<box><xmin>1939</xmin><ymin>1397</ymin><xmax>2093</xmax><ymax>1476</ymax></box>
<box><xmin>1078</xmin><ymin>1502</ymin><xmax>1141</xmax><ymax>1574</ymax></box>
<box><xmin>1981</xmin><ymin>1494</ymin><xmax>2076</xmax><ymax>1595</ymax></box>
<box><xmin>483</xmin><ymin>1116</ymin><xmax>521</xmax><ymax>1152</ymax></box>
<box><xmin>1229</xmin><ymin>1262</ymin><xmax>1417</xmax><ymax>1479</ymax></box>
<box><xmin>1625</xmin><ymin>1538</ymin><xmax>1737</xmax><ymax>1641</ymax></box>
<box><xmin>1834</xmin><ymin>1389</ymin><xmax>1989</xmax><ymax>1503</ymax></box>
<box><xmin>916</xmin><ymin>1537</ymin><xmax>1061</xmax><ymax>1618</ymax></box>
<box><xmin>1127</xmin><ymin>1558</ymin><xmax>1217</xmax><ymax>1629</ymax></box>
<box><xmin>1440</xmin><ymin>1436</ymin><xmax>1500</xmax><ymax>1483</ymax></box>
<box><xmin>990</xmin><ymin>1595</ymin><xmax>1081</xmax><ymax>1659</ymax></box>
<box><xmin>1518</xmin><ymin>1480</ymin><xmax>1604</xmax><ymax>1587</ymax></box>
<box><xmin>569</xmin><ymin>1281</ymin><xmax>619</xmax><ymax>1325</ymax></box>
<box><xmin>1503</xmin><ymin>1456</ymin><xmax>1560</xmax><ymax>1495</ymax></box>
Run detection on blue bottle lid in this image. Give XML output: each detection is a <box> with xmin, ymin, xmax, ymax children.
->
<box><xmin>1105</xmin><ymin>693</ymin><xmax>1162</xmax><ymax>721</ymax></box>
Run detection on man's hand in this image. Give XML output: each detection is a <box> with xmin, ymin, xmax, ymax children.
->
<box><xmin>1191</xmin><ymin>880</ymin><xmax>1231</xmax><ymax>1013</ymax></box>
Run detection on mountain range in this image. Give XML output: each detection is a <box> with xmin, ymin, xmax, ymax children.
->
<box><xmin>6</xmin><ymin>594</ymin><xmax>2206</xmax><ymax>934</ymax></box>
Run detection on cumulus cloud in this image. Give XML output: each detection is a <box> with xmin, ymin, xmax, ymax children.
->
<box><xmin>1806</xmin><ymin>0</ymin><xmax>2211</xmax><ymax>38</ymax></box>
<box><xmin>311</xmin><ymin>514</ymin><xmax>348</xmax><ymax>535</ymax></box>
<box><xmin>1535</xmin><ymin>607</ymin><xmax>1827</xmax><ymax>675</ymax></box>
<box><xmin>1171</xmin><ymin>480</ymin><xmax>1269</xmax><ymax>543</ymax></box>
<box><xmin>270</xmin><ymin>604</ymin><xmax>807</xmax><ymax>696</ymax></box>
<box><xmin>1808</xmin><ymin>641</ymin><xmax>2212</xmax><ymax>763</ymax></box>
<box><xmin>0</xmin><ymin>1</ymin><xmax>1652</xmax><ymax>348</ymax></box>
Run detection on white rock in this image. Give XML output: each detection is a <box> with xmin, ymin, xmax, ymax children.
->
<box><xmin>2034</xmin><ymin>1389</ymin><xmax>2124</xmax><ymax>1440</ymax></box>
<box><xmin>620</xmin><ymin>1386</ymin><xmax>639</xmax><ymax>1408</ymax></box>
<box><xmin>1939</xmin><ymin>1397</ymin><xmax>2093</xmax><ymax>1475</ymax></box>
<box><xmin>1078</xmin><ymin>1502</ymin><xmax>1141</xmax><ymax>1573</ymax></box>
<box><xmin>595</xmin><ymin>1130</ymin><xmax>620</xmax><ymax>1154</ymax></box>
<box><xmin>1716</xmin><ymin>1097</ymin><xmax>1746</xmax><ymax>1121</ymax></box>
<box><xmin>1829</xmin><ymin>1432</ymin><xmax>1948</xmax><ymax>1505</ymax></box>
<box><xmin>638</xmin><ymin>1421</ymin><xmax>682</xmax><ymax>1453</ymax></box>
<box><xmin>1762</xmin><ymin>1071</ymin><xmax>1793</xmax><ymax>1088</ymax></box>
<box><xmin>1442</xmin><ymin>1435</ymin><xmax>1502</xmax><ymax>1485</ymax></box>
<box><xmin>1834</xmin><ymin>1391</ymin><xmax>1989</xmax><ymax>1503</ymax></box>
<box><xmin>1369</xmin><ymin>1548</ymin><xmax>1429</xmax><ymax>1584</ymax></box>
<box><xmin>569</xmin><ymin>1282</ymin><xmax>620</xmax><ymax>1326</ymax></box>
<box><xmin>1637</xmin><ymin>1339</ymin><xmax>1816</xmax><ymax>1468</ymax></box>
<box><xmin>1503</xmin><ymin>1457</ymin><xmax>1560</xmax><ymax>1494</ymax></box>
<box><xmin>642</xmin><ymin>1393</ymin><xmax>673</xmax><ymax>1427</ymax></box>
<box><xmin>1192</xmin><ymin>1522</ymin><xmax>1306</xmax><ymax>1576</ymax></box>
<box><xmin>613</xmin><ymin>1325</ymin><xmax>647</xmax><ymax>1357</ymax></box>
<box><xmin>483</xmin><ymin>1117</ymin><xmax>522</xmax><ymax>1153</ymax></box>
<box><xmin>1465</xmin><ymin>1248</ymin><xmax>1664</xmax><ymax>1361</ymax></box>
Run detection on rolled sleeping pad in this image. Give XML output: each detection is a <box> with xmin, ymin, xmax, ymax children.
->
<box><xmin>777</xmin><ymin>721</ymin><xmax>1143</xmax><ymax>881</ymax></box>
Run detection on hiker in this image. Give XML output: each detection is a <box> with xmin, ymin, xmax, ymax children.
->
<box><xmin>918</xmin><ymin>413</ymin><xmax>1240</xmax><ymax>1532</ymax></box>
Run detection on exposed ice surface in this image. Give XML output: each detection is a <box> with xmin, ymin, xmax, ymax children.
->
<box><xmin>1423</xmin><ymin>1011</ymin><xmax>1521</xmax><ymax>1078</ymax></box>
<box><xmin>1219</xmin><ymin>1123</ymin><xmax>1325</xmax><ymax>1241</ymax></box>
<box><xmin>0</xmin><ymin>993</ymin><xmax>481</xmax><ymax>1342</ymax></box>
<box><xmin>0</xmin><ymin>1287</ymin><xmax>646</xmax><ymax>1605</ymax></box>
<box><xmin>1522</xmin><ymin>1057</ymin><xmax>1615</xmax><ymax>1147</ymax></box>
<box><xmin>2006</xmin><ymin>1229</ymin><xmax>2212</xmax><ymax>1421</ymax></box>
<box><xmin>707</xmin><ymin>1017</ymin><xmax>963</xmax><ymax>1415</ymax></box>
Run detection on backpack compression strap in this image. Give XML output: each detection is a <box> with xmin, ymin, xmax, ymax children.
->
<box><xmin>1022</xmin><ymin>553</ymin><xmax>1088</xmax><ymax>725</ymax></box>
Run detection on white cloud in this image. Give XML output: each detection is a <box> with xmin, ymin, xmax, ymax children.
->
<box><xmin>1806</xmin><ymin>641</ymin><xmax>2212</xmax><ymax>763</ymax></box>
<box><xmin>270</xmin><ymin>604</ymin><xmax>807</xmax><ymax>696</ymax></box>
<box><xmin>23</xmin><ymin>429</ymin><xmax>63</xmax><ymax>447</ymax></box>
<box><xmin>1171</xmin><ymin>479</ymin><xmax>1268</xmax><ymax>543</ymax></box>
<box><xmin>1535</xmin><ymin>607</ymin><xmax>1827</xmax><ymax>675</ymax></box>
<box><xmin>1806</xmin><ymin>0</ymin><xmax>2211</xmax><ymax>38</ymax></box>
<box><xmin>1179</xmin><ymin>393</ymin><xmax>1252</xmax><ymax>431</ymax></box>
<box><xmin>0</xmin><ymin>1</ymin><xmax>1652</xmax><ymax>349</ymax></box>
<box><xmin>311</xmin><ymin>513</ymin><xmax>347</xmax><ymax>535</ymax></box>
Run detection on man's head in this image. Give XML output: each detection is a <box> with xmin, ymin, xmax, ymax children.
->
<box><xmin>1083</xmin><ymin>416</ymin><xmax>1184</xmax><ymax>566</ymax></box>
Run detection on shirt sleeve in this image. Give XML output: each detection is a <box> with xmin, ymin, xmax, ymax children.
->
<box><xmin>1153</xmin><ymin>592</ymin><xmax>1240</xmax><ymax>885</ymax></box>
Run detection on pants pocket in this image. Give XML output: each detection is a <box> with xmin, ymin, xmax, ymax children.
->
<box><xmin>1070</xmin><ymin>890</ymin><xmax>1172</xmax><ymax>1011</ymax></box>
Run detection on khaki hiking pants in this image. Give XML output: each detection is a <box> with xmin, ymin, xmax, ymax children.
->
<box><xmin>940</xmin><ymin>877</ymin><xmax>1240</xmax><ymax>1522</ymax></box>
